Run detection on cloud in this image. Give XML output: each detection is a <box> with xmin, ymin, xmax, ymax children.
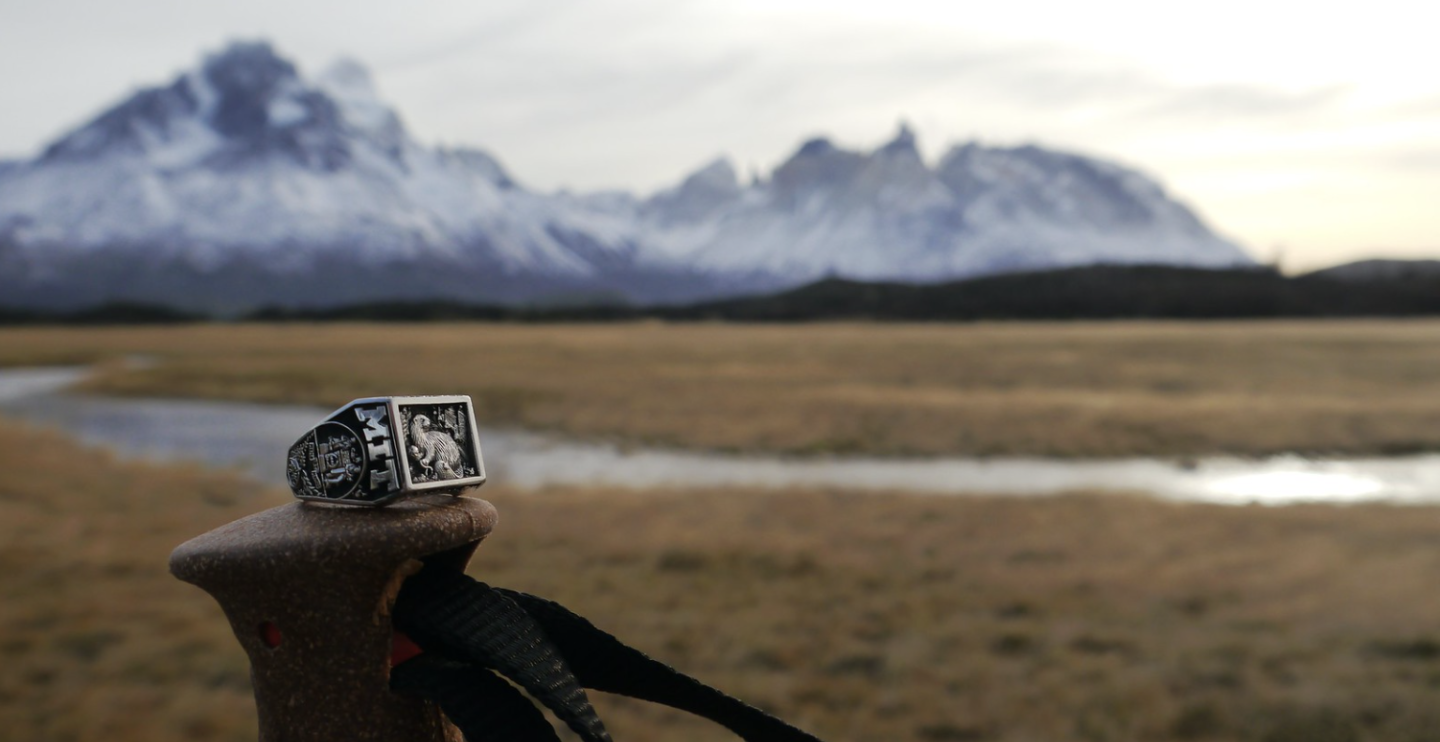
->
<box><xmin>1384</xmin><ymin>149</ymin><xmax>1440</xmax><ymax>172</ymax></box>
<box><xmin>1139</xmin><ymin>83</ymin><xmax>1350</xmax><ymax>121</ymax></box>
<box><xmin>1386</xmin><ymin>93</ymin><xmax>1440</xmax><ymax>120</ymax></box>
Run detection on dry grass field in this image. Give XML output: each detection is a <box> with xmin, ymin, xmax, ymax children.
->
<box><xmin>4</xmin><ymin>320</ymin><xmax>1440</xmax><ymax>457</ymax></box>
<box><xmin>0</xmin><ymin>421</ymin><xmax>265</xmax><ymax>742</ymax></box>
<box><xmin>9</xmin><ymin>416</ymin><xmax>1440</xmax><ymax>742</ymax></box>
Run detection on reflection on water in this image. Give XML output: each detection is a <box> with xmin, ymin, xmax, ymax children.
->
<box><xmin>2</xmin><ymin>366</ymin><xmax>1436</xmax><ymax>506</ymax></box>
<box><xmin>1202</xmin><ymin>469</ymin><xmax>1389</xmax><ymax>504</ymax></box>
<box><xmin>0</xmin><ymin>367</ymin><xmax>87</xmax><ymax>401</ymax></box>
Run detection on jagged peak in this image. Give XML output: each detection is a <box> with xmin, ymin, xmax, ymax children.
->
<box><xmin>193</xmin><ymin>41</ymin><xmax>318</xmax><ymax>144</ymax></box>
<box><xmin>200</xmin><ymin>41</ymin><xmax>298</xmax><ymax>99</ymax></box>
<box><xmin>877</xmin><ymin>121</ymin><xmax>918</xmax><ymax>157</ymax></box>
<box><xmin>794</xmin><ymin>137</ymin><xmax>837</xmax><ymax>158</ymax></box>
<box><xmin>643</xmin><ymin>156</ymin><xmax>742</xmax><ymax>223</ymax></box>
<box><xmin>317</xmin><ymin>57</ymin><xmax>376</xmax><ymax>97</ymax></box>
<box><xmin>315</xmin><ymin>55</ymin><xmax>407</xmax><ymax>146</ymax></box>
<box><xmin>685</xmin><ymin>156</ymin><xmax>738</xmax><ymax>188</ymax></box>
<box><xmin>40</xmin><ymin>75</ymin><xmax>199</xmax><ymax>162</ymax></box>
<box><xmin>39</xmin><ymin>40</ymin><xmax>377</xmax><ymax>171</ymax></box>
<box><xmin>440</xmin><ymin>146</ymin><xmax>518</xmax><ymax>189</ymax></box>
<box><xmin>769</xmin><ymin>132</ymin><xmax>873</xmax><ymax>200</ymax></box>
<box><xmin>934</xmin><ymin>140</ymin><xmax>1193</xmax><ymax>229</ymax></box>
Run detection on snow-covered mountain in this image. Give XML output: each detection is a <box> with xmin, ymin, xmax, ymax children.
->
<box><xmin>0</xmin><ymin>42</ymin><xmax>1252</xmax><ymax>311</ymax></box>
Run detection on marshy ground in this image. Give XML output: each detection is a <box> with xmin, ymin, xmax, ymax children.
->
<box><xmin>5</xmin><ymin>320</ymin><xmax>1440</xmax><ymax>457</ymax></box>
<box><xmin>9</xmin><ymin>419</ymin><xmax>1440</xmax><ymax>742</ymax></box>
<box><xmin>5</xmin><ymin>321</ymin><xmax>1440</xmax><ymax>741</ymax></box>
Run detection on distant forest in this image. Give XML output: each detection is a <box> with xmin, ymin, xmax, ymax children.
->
<box><xmin>6</xmin><ymin>264</ymin><xmax>1440</xmax><ymax>324</ymax></box>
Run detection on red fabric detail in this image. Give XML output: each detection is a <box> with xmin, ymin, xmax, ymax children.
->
<box><xmin>259</xmin><ymin>621</ymin><xmax>282</xmax><ymax>648</ymax></box>
<box><xmin>391</xmin><ymin>630</ymin><xmax>424</xmax><ymax>666</ymax></box>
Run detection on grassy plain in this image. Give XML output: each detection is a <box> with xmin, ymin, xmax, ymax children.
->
<box><xmin>9</xmin><ymin>417</ymin><xmax>1440</xmax><ymax>742</ymax></box>
<box><xmin>7</xmin><ymin>320</ymin><xmax>1440</xmax><ymax>741</ymax></box>
<box><xmin>4</xmin><ymin>320</ymin><xmax>1440</xmax><ymax>457</ymax></box>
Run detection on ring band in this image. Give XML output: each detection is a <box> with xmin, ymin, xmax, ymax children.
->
<box><xmin>287</xmin><ymin>395</ymin><xmax>486</xmax><ymax>506</ymax></box>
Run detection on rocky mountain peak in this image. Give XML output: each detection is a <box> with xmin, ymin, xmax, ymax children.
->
<box><xmin>440</xmin><ymin>147</ymin><xmax>517</xmax><ymax>189</ymax></box>
<box><xmin>40</xmin><ymin>76</ymin><xmax>199</xmax><ymax>162</ymax></box>
<box><xmin>770</xmin><ymin>136</ymin><xmax>866</xmax><ymax>205</ymax></box>
<box><xmin>200</xmin><ymin>41</ymin><xmax>301</xmax><ymax>139</ymax></box>
<box><xmin>316</xmin><ymin>57</ymin><xmax>376</xmax><ymax>97</ymax></box>
<box><xmin>767</xmin><ymin>125</ymin><xmax>939</xmax><ymax>213</ymax></box>
<box><xmin>39</xmin><ymin>42</ymin><xmax>391</xmax><ymax>172</ymax></box>
<box><xmin>935</xmin><ymin>142</ymin><xmax>1183</xmax><ymax>229</ymax></box>
<box><xmin>315</xmin><ymin>57</ymin><xmax>410</xmax><ymax>163</ymax></box>
<box><xmin>192</xmin><ymin>42</ymin><xmax>353</xmax><ymax>170</ymax></box>
<box><xmin>877</xmin><ymin>121</ymin><xmax>919</xmax><ymax>157</ymax></box>
<box><xmin>794</xmin><ymin>137</ymin><xmax>837</xmax><ymax>158</ymax></box>
<box><xmin>644</xmin><ymin>156</ymin><xmax>740</xmax><ymax>223</ymax></box>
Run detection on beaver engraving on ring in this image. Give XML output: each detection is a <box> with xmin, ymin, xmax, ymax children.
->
<box><xmin>400</xmin><ymin>403</ymin><xmax>477</xmax><ymax>483</ymax></box>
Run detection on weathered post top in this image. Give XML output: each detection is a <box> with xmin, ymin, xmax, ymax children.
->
<box><xmin>170</xmin><ymin>494</ymin><xmax>497</xmax><ymax>742</ymax></box>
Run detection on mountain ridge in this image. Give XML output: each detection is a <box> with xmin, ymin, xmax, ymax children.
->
<box><xmin>0</xmin><ymin>41</ymin><xmax>1253</xmax><ymax>311</ymax></box>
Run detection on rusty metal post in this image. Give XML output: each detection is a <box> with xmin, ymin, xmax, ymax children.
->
<box><xmin>170</xmin><ymin>494</ymin><xmax>497</xmax><ymax>742</ymax></box>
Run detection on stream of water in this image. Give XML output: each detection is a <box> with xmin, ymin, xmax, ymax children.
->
<box><xmin>4</xmin><ymin>366</ymin><xmax>1438</xmax><ymax>505</ymax></box>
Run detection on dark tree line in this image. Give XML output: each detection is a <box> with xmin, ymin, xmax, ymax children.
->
<box><xmin>6</xmin><ymin>265</ymin><xmax>1440</xmax><ymax>324</ymax></box>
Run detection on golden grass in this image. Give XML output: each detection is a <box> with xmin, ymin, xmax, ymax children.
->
<box><xmin>9</xmin><ymin>417</ymin><xmax>1440</xmax><ymax>741</ymax></box>
<box><xmin>0</xmin><ymin>420</ymin><xmax>277</xmax><ymax>742</ymax></box>
<box><xmin>493</xmin><ymin>488</ymin><xmax>1440</xmax><ymax>742</ymax></box>
<box><xmin>6</xmin><ymin>320</ymin><xmax>1440</xmax><ymax>457</ymax></box>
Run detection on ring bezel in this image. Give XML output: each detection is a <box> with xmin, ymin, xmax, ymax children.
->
<box><xmin>287</xmin><ymin>395</ymin><xmax>487</xmax><ymax>507</ymax></box>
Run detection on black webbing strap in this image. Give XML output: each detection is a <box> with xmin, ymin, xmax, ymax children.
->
<box><xmin>394</xmin><ymin>568</ymin><xmax>612</xmax><ymax>742</ymax></box>
<box><xmin>497</xmin><ymin>588</ymin><xmax>823</xmax><ymax>742</ymax></box>
<box><xmin>390</xmin><ymin>655</ymin><xmax>561</xmax><ymax>742</ymax></box>
<box><xmin>392</xmin><ymin>568</ymin><xmax>825</xmax><ymax>742</ymax></box>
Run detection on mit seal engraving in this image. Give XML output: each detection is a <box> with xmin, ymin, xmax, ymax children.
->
<box><xmin>286</xmin><ymin>422</ymin><xmax>366</xmax><ymax>501</ymax></box>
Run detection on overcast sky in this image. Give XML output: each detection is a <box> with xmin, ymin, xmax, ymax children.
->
<box><xmin>1</xmin><ymin>0</ymin><xmax>1435</xmax><ymax>271</ymax></box>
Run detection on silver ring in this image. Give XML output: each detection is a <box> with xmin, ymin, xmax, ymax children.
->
<box><xmin>286</xmin><ymin>395</ymin><xmax>486</xmax><ymax>507</ymax></box>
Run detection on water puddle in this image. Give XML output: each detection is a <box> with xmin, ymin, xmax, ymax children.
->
<box><xmin>3</xmin><ymin>366</ymin><xmax>1437</xmax><ymax>505</ymax></box>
